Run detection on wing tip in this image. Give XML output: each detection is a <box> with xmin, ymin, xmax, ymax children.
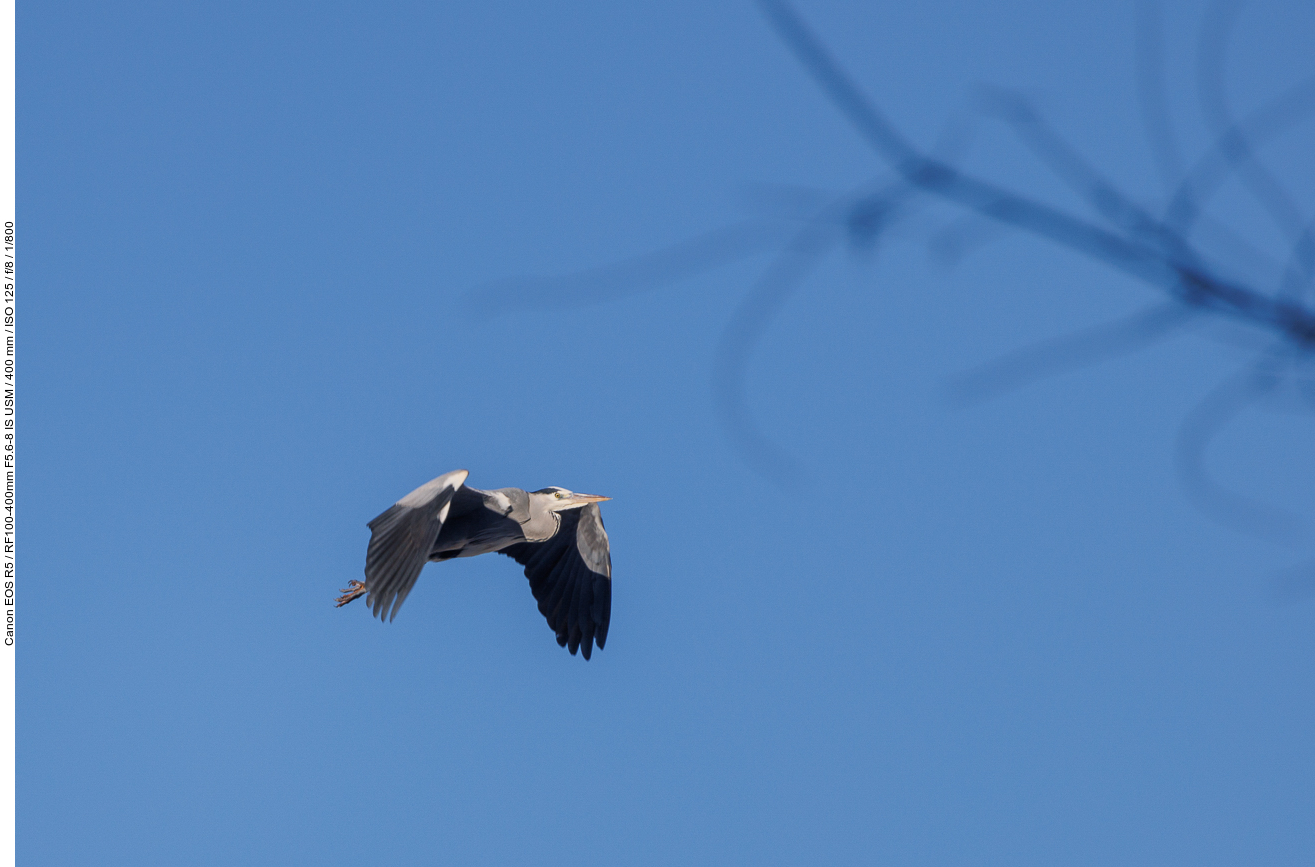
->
<box><xmin>394</xmin><ymin>469</ymin><xmax>470</xmax><ymax>508</ymax></box>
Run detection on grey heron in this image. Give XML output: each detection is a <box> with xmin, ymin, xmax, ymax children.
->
<box><xmin>336</xmin><ymin>469</ymin><xmax>613</xmax><ymax>659</ymax></box>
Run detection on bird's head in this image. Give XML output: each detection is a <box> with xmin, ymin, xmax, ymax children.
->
<box><xmin>532</xmin><ymin>487</ymin><xmax>611</xmax><ymax>512</ymax></box>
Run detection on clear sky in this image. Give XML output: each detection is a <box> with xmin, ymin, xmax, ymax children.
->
<box><xmin>22</xmin><ymin>1</ymin><xmax>1315</xmax><ymax>864</ymax></box>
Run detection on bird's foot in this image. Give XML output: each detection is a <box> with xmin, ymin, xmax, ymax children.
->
<box><xmin>335</xmin><ymin>580</ymin><xmax>368</xmax><ymax>608</ymax></box>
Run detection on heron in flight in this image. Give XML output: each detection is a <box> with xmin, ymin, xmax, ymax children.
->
<box><xmin>336</xmin><ymin>469</ymin><xmax>613</xmax><ymax>659</ymax></box>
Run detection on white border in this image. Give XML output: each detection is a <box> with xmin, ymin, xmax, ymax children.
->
<box><xmin>0</xmin><ymin>0</ymin><xmax>14</xmax><ymax>863</ymax></box>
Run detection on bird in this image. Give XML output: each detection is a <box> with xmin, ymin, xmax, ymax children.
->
<box><xmin>336</xmin><ymin>469</ymin><xmax>613</xmax><ymax>659</ymax></box>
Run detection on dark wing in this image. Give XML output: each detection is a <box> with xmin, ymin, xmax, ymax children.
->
<box><xmin>499</xmin><ymin>503</ymin><xmax>612</xmax><ymax>659</ymax></box>
<box><xmin>363</xmin><ymin>469</ymin><xmax>469</xmax><ymax>622</ymax></box>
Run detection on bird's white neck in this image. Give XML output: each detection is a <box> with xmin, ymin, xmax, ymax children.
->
<box><xmin>521</xmin><ymin>507</ymin><xmax>561</xmax><ymax>543</ymax></box>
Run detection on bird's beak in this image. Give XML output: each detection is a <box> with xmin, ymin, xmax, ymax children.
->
<box><xmin>574</xmin><ymin>493</ymin><xmax>611</xmax><ymax>504</ymax></box>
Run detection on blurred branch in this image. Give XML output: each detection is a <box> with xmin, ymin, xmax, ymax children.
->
<box><xmin>757</xmin><ymin>0</ymin><xmax>1314</xmax><ymax>532</ymax></box>
<box><xmin>946</xmin><ymin>302</ymin><xmax>1196</xmax><ymax>404</ymax></box>
<box><xmin>1173</xmin><ymin>349</ymin><xmax>1302</xmax><ymax>540</ymax></box>
<box><xmin>1196</xmin><ymin>0</ymin><xmax>1309</xmax><ymax>264</ymax></box>
<box><xmin>757</xmin><ymin>0</ymin><xmax>1315</xmax><ymax>346</ymax></box>
<box><xmin>1136</xmin><ymin>0</ymin><xmax>1186</xmax><ymax>195</ymax></box>
<box><xmin>464</xmin><ymin>1</ymin><xmax>1314</xmax><ymax>534</ymax></box>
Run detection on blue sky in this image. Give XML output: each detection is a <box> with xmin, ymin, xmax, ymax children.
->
<box><xmin>22</xmin><ymin>1</ymin><xmax>1315</xmax><ymax>864</ymax></box>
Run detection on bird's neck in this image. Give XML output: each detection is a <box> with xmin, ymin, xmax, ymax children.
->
<box><xmin>521</xmin><ymin>508</ymin><xmax>560</xmax><ymax>543</ymax></box>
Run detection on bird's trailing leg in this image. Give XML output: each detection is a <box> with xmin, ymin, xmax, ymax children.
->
<box><xmin>335</xmin><ymin>580</ymin><xmax>368</xmax><ymax>608</ymax></box>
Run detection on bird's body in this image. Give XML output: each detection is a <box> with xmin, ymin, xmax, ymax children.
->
<box><xmin>337</xmin><ymin>469</ymin><xmax>613</xmax><ymax>659</ymax></box>
<box><xmin>431</xmin><ymin>486</ymin><xmax>553</xmax><ymax>557</ymax></box>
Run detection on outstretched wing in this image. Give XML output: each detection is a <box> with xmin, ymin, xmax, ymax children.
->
<box><xmin>499</xmin><ymin>503</ymin><xmax>612</xmax><ymax>659</ymax></box>
<box><xmin>363</xmin><ymin>469</ymin><xmax>469</xmax><ymax>622</ymax></box>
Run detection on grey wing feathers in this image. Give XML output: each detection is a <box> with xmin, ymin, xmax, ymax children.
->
<box><xmin>364</xmin><ymin>469</ymin><xmax>469</xmax><ymax>622</ymax></box>
<box><xmin>499</xmin><ymin>503</ymin><xmax>612</xmax><ymax>660</ymax></box>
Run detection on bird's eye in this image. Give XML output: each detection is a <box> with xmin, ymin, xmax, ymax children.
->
<box><xmin>554</xmin><ymin>491</ymin><xmax>567</xmax><ymax>499</ymax></box>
